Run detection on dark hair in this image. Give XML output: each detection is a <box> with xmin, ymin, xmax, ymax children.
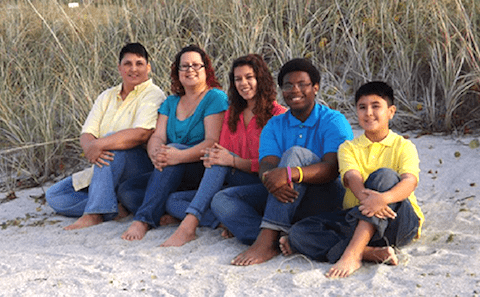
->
<box><xmin>355</xmin><ymin>81</ymin><xmax>394</xmax><ymax>106</ymax></box>
<box><xmin>119</xmin><ymin>43</ymin><xmax>149</xmax><ymax>64</ymax></box>
<box><xmin>170</xmin><ymin>45</ymin><xmax>221</xmax><ymax>96</ymax></box>
<box><xmin>227</xmin><ymin>54</ymin><xmax>277</xmax><ymax>132</ymax></box>
<box><xmin>277</xmin><ymin>58</ymin><xmax>320</xmax><ymax>87</ymax></box>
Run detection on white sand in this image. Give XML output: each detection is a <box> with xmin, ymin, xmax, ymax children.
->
<box><xmin>1</xmin><ymin>131</ymin><xmax>479</xmax><ymax>296</ymax></box>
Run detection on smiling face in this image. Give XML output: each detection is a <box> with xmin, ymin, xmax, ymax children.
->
<box><xmin>178</xmin><ymin>51</ymin><xmax>207</xmax><ymax>89</ymax></box>
<box><xmin>233</xmin><ymin>65</ymin><xmax>257</xmax><ymax>102</ymax></box>
<box><xmin>357</xmin><ymin>94</ymin><xmax>396</xmax><ymax>141</ymax></box>
<box><xmin>282</xmin><ymin>71</ymin><xmax>319</xmax><ymax>121</ymax></box>
<box><xmin>118</xmin><ymin>53</ymin><xmax>151</xmax><ymax>90</ymax></box>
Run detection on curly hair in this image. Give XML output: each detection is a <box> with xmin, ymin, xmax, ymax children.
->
<box><xmin>170</xmin><ymin>45</ymin><xmax>221</xmax><ymax>96</ymax></box>
<box><xmin>227</xmin><ymin>54</ymin><xmax>277</xmax><ymax>133</ymax></box>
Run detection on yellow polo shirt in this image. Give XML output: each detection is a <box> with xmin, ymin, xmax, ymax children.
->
<box><xmin>338</xmin><ymin>130</ymin><xmax>424</xmax><ymax>237</ymax></box>
<box><xmin>72</xmin><ymin>79</ymin><xmax>165</xmax><ymax>191</ymax></box>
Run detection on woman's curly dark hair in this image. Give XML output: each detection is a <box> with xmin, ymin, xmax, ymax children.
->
<box><xmin>227</xmin><ymin>54</ymin><xmax>277</xmax><ymax>132</ymax></box>
<box><xmin>170</xmin><ymin>45</ymin><xmax>221</xmax><ymax>96</ymax></box>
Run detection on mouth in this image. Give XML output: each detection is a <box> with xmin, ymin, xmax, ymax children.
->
<box><xmin>289</xmin><ymin>96</ymin><xmax>303</xmax><ymax>102</ymax></box>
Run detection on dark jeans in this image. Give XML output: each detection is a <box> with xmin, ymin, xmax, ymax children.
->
<box><xmin>288</xmin><ymin>168</ymin><xmax>420</xmax><ymax>263</ymax></box>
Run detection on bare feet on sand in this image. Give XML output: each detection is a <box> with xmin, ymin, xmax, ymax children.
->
<box><xmin>64</xmin><ymin>214</ymin><xmax>103</xmax><ymax>230</ymax></box>
<box><xmin>231</xmin><ymin>229</ymin><xmax>280</xmax><ymax>266</ymax></box>
<box><xmin>325</xmin><ymin>251</ymin><xmax>362</xmax><ymax>278</ymax></box>
<box><xmin>279</xmin><ymin>236</ymin><xmax>294</xmax><ymax>256</ymax></box>
<box><xmin>218</xmin><ymin>224</ymin><xmax>234</xmax><ymax>239</ymax></box>
<box><xmin>363</xmin><ymin>246</ymin><xmax>398</xmax><ymax>265</ymax></box>
<box><xmin>160</xmin><ymin>215</ymin><xmax>198</xmax><ymax>247</ymax></box>
<box><xmin>121</xmin><ymin>221</ymin><xmax>149</xmax><ymax>241</ymax></box>
<box><xmin>113</xmin><ymin>203</ymin><xmax>130</xmax><ymax>221</ymax></box>
<box><xmin>159</xmin><ymin>214</ymin><xmax>181</xmax><ymax>226</ymax></box>
<box><xmin>326</xmin><ymin>246</ymin><xmax>398</xmax><ymax>278</ymax></box>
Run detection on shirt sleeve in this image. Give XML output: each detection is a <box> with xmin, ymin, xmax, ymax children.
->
<box><xmin>219</xmin><ymin>110</ymin><xmax>233</xmax><ymax>151</ymax></box>
<box><xmin>259</xmin><ymin>116</ymin><xmax>283</xmax><ymax>161</ymax></box>
<box><xmin>397</xmin><ymin>139</ymin><xmax>420</xmax><ymax>181</ymax></box>
<box><xmin>159</xmin><ymin>95</ymin><xmax>176</xmax><ymax>116</ymax></box>
<box><xmin>338</xmin><ymin>140</ymin><xmax>361</xmax><ymax>185</ymax></box>
<box><xmin>323</xmin><ymin>112</ymin><xmax>354</xmax><ymax>154</ymax></box>
<box><xmin>81</xmin><ymin>89</ymin><xmax>110</xmax><ymax>138</ymax></box>
<box><xmin>203</xmin><ymin>89</ymin><xmax>229</xmax><ymax>116</ymax></box>
<box><xmin>131</xmin><ymin>86</ymin><xmax>166</xmax><ymax>130</ymax></box>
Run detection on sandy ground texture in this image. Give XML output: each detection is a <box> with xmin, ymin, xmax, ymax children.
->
<box><xmin>1</xmin><ymin>131</ymin><xmax>479</xmax><ymax>296</ymax></box>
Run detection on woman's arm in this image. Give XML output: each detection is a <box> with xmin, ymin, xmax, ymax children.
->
<box><xmin>158</xmin><ymin>112</ymin><xmax>225</xmax><ymax>166</ymax></box>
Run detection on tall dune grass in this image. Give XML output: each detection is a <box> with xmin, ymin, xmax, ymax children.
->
<box><xmin>0</xmin><ymin>0</ymin><xmax>479</xmax><ymax>190</ymax></box>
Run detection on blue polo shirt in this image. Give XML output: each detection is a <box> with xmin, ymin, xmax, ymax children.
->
<box><xmin>259</xmin><ymin>104</ymin><xmax>353</xmax><ymax>161</ymax></box>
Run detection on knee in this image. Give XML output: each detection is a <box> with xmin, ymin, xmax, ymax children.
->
<box><xmin>280</xmin><ymin>146</ymin><xmax>318</xmax><ymax>167</ymax></box>
<box><xmin>211</xmin><ymin>191</ymin><xmax>236</xmax><ymax>220</ymax></box>
<box><xmin>365</xmin><ymin>168</ymin><xmax>400</xmax><ymax>192</ymax></box>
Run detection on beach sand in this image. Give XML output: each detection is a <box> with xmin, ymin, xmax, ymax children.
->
<box><xmin>1</xmin><ymin>131</ymin><xmax>479</xmax><ymax>296</ymax></box>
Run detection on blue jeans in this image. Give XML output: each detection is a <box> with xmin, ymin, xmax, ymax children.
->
<box><xmin>45</xmin><ymin>147</ymin><xmax>153</xmax><ymax>220</ymax></box>
<box><xmin>287</xmin><ymin>168</ymin><xmax>420</xmax><ymax>263</ymax></box>
<box><xmin>211</xmin><ymin>146</ymin><xmax>345</xmax><ymax>245</ymax></box>
<box><xmin>127</xmin><ymin>143</ymin><xmax>205</xmax><ymax>228</ymax></box>
<box><xmin>166</xmin><ymin>162</ymin><xmax>261</xmax><ymax>229</ymax></box>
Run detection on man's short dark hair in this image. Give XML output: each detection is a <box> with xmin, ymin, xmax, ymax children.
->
<box><xmin>119</xmin><ymin>42</ymin><xmax>149</xmax><ymax>64</ymax></box>
<box><xmin>355</xmin><ymin>81</ymin><xmax>394</xmax><ymax>106</ymax></box>
<box><xmin>277</xmin><ymin>58</ymin><xmax>320</xmax><ymax>87</ymax></box>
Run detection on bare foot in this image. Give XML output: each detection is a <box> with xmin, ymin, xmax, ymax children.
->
<box><xmin>160</xmin><ymin>215</ymin><xmax>198</xmax><ymax>247</ymax></box>
<box><xmin>279</xmin><ymin>236</ymin><xmax>294</xmax><ymax>256</ymax></box>
<box><xmin>121</xmin><ymin>221</ymin><xmax>149</xmax><ymax>241</ymax></box>
<box><xmin>113</xmin><ymin>203</ymin><xmax>130</xmax><ymax>221</ymax></box>
<box><xmin>363</xmin><ymin>246</ymin><xmax>398</xmax><ymax>265</ymax></box>
<box><xmin>221</xmin><ymin>228</ymin><xmax>234</xmax><ymax>239</ymax></box>
<box><xmin>160</xmin><ymin>225</ymin><xmax>196</xmax><ymax>247</ymax></box>
<box><xmin>325</xmin><ymin>252</ymin><xmax>362</xmax><ymax>279</ymax></box>
<box><xmin>231</xmin><ymin>229</ymin><xmax>280</xmax><ymax>266</ymax></box>
<box><xmin>64</xmin><ymin>214</ymin><xmax>103</xmax><ymax>230</ymax></box>
<box><xmin>159</xmin><ymin>214</ymin><xmax>181</xmax><ymax>226</ymax></box>
<box><xmin>218</xmin><ymin>224</ymin><xmax>234</xmax><ymax>239</ymax></box>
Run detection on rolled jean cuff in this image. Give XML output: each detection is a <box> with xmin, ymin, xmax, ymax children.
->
<box><xmin>185</xmin><ymin>207</ymin><xmax>202</xmax><ymax>221</ymax></box>
<box><xmin>260</xmin><ymin>220</ymin><xmax>289</xmax><ymax>233</ymax></box>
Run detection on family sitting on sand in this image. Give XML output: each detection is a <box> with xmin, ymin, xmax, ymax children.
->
<box><xmin>46</xmin><ymin>42</ymin><xmax>423</xmax><ymax>278</ymax></box>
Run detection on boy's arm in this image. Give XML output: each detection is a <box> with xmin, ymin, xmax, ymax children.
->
<box><xmin>358</xmin><ymin>173</ymin><xmax>417</xmax><ymax>218</ymax></box>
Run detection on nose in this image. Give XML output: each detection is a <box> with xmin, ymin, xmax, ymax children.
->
<box><xmin>366</xmin><ymin>106</ymin><xmax>373</xmax><ymax>115</ymax></box>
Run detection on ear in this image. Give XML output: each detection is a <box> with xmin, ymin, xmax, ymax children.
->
<box><xmin>313</xmin><ymin>83</ymin><xmax>320</xmax><ymax>93</ymax></box>
<box><xmin>388</xmin><ymin>105</ymin><xmax>396</xmax><ymax>119</ymax></box>
<box><xmin>147</xmin><ymin>63</ymin><xmax>151</xmax><ymax>74</ymax></box>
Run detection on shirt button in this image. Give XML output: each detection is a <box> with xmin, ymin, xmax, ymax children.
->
<box><xmin>299</xmin><ymin>134</ymin><xmax>303</xmax><ymax>138</ymax></box>
<box><xmin>299</xmin><ymin>124</ymin><xmax>304</xmax><ymax>128</ymax></box>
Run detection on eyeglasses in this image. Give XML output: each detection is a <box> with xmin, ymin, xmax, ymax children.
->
<box><xmin>281</xmin><ymin>82</ymin><xmax>312</xmax><ymax>92</ymax></box>
<box><xmin>179</xmin><ymin>63</ymin><xmax>205</xmax><ymax>71</ymax></box>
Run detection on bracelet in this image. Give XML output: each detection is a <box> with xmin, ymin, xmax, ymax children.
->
<box><xmin>296</xmin><ymin>166</ymin><xmax>304</xmax><ymax>183</ymax></box>
<box><xmin>287</xmin><ymin>166</ymin><xmax>292</xmax><ymax>185</ymax></box>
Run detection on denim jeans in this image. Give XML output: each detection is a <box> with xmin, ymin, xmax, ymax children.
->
<box><xmin>128</xmin><ymin>143</ymin><xmax>205</xmax><ymax>228</ymax></box>
<box><xmin>166</xmin><ymin>162</ymin><xmax>261</xmax><ymax>229</ymax></box>
<box><xmin>287</xmin><ymin>168</ymin><xmax>420</xmax><ymax>263</ymax></box>
<box><xmin>45</xmin><ymin>147</ymin><xmax>153</xmax><ymax>220</ymax></box>
<box><xmin>211</xmin><ymin>146</ymin><xmax>345</xmax><ymax>245</ymax></box>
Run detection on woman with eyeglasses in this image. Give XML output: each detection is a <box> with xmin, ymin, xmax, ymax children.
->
<box><xmin>159</xmin><ymin>54</ymin><xmax>286</xmax><ymax>247</ymax></box>
<box><xmin>120</xmin><ymin>45</ymin><xmax>228</xmax><ymax>241</ymax></box>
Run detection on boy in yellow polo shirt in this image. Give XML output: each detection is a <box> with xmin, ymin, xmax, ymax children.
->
<box><xmin>279</xmin><ymin>81</ymin><xmax>423</xmax><ymax>278</ymax></box>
